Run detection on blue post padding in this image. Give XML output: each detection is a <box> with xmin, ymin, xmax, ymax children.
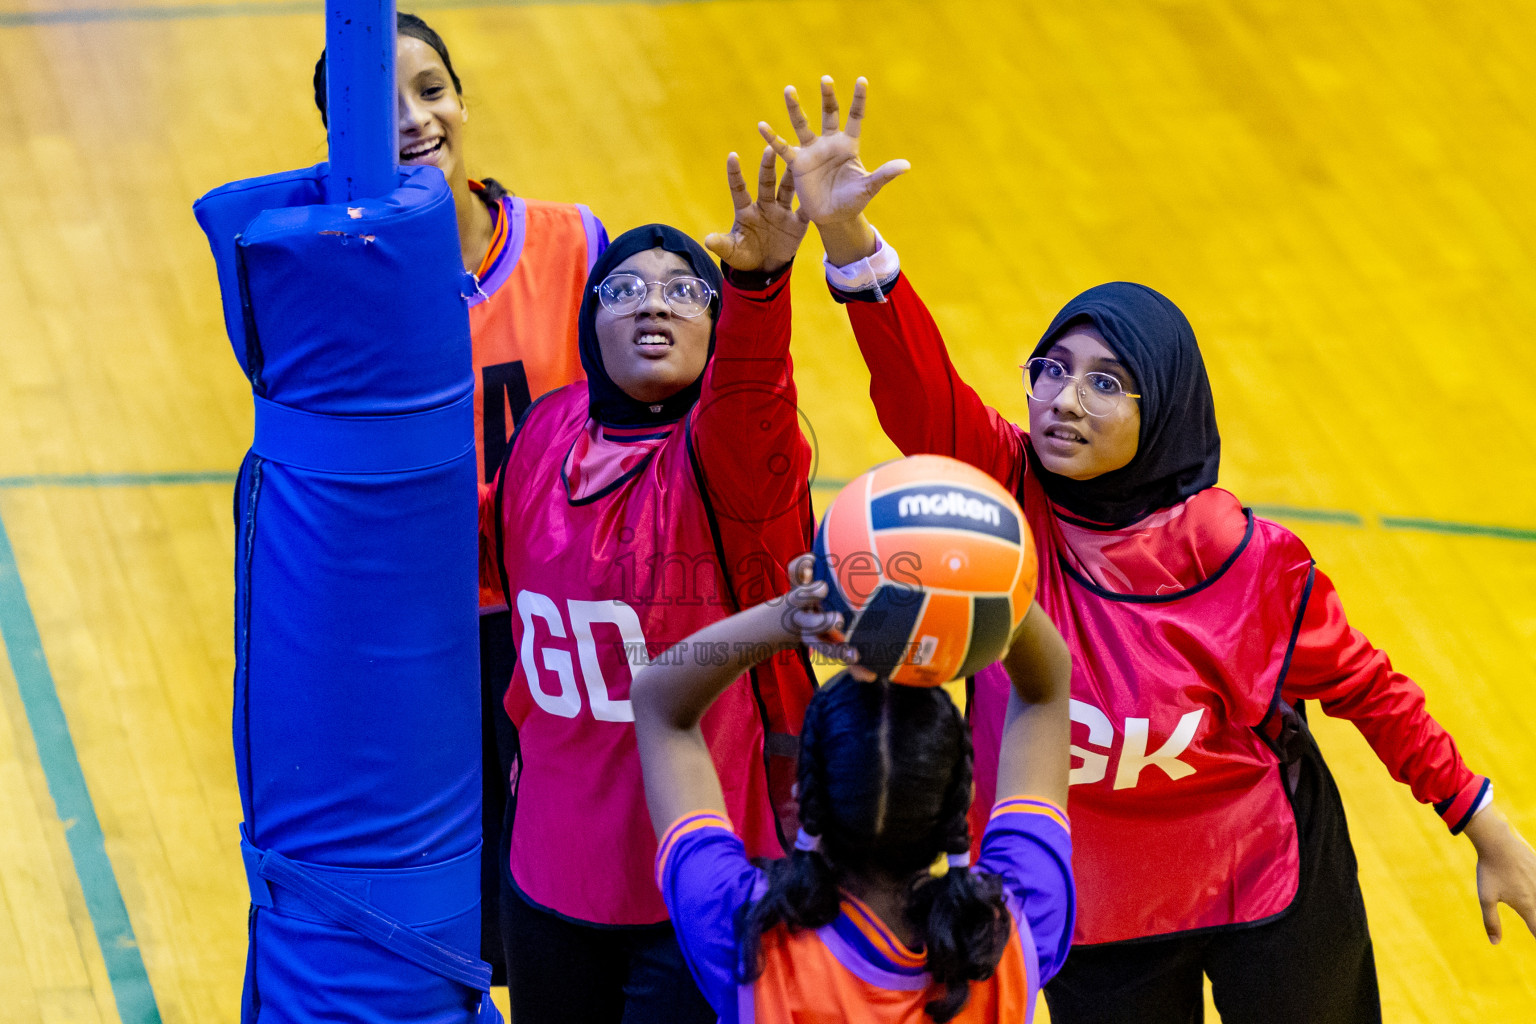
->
<box><xmin>252</xmin><ymin>392</ymin><xmax>473</xmax><ymax>474</ymax></box>
<box><xmin>194</xmin><ymin>164</ymin><xmax>328</xmax><ymax>375</ymax></box>
<box><xmin>195</xmin><ymin>164</ymin><xmax>497</xmax><ymax>1023</ymax></box>
<box><xmin>240</xmin><ymin>827</ymin><xmax>490</xmax><ymax>991</ymax></box>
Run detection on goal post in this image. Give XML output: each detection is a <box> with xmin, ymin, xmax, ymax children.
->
<box><xmin>324</xmin><ymin>0</ymin><xmax>398</xmax><ymax>202</ymax></box>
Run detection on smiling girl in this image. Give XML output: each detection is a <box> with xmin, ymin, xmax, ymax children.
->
<box><xmin>761</xmin><ymin>76</ymin><xmax>1536</xmax><ymax>1024</ymax></box>
<box><xmin>315</xmin><ymin>16</ymin><xmax>604</xmax><ymax>481</ymax></box>
<box><xmin>314</xmin><ymin>14</ymin><xmax>607</xmax><ymax>982</ymax></box>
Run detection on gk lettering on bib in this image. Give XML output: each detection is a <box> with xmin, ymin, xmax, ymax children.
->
<box><xmin>970</xmin><ymin>471</ymin><xmax>1316</xmax><ymax>944</ymax></box>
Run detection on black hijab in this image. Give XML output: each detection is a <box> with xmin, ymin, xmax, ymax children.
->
<box><xmin>577</xmin><ymin>224</ymin><xmax>724</xmax><ymax>427</ymax></box>
<box><xmin>1025</xmin><ymin>282</ymin><xmax>1220</xmax><ymax>527</ymax></box>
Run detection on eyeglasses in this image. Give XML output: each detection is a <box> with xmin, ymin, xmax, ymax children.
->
<box><xmin>1022</xmin><ymin>358</ymin><xmax>1141</xmax><ymax>418</ymax></box>
<box><xmin>594</xmin><ymin>273</ymin><xmax>715</xmax><ymax>318</ymax></box>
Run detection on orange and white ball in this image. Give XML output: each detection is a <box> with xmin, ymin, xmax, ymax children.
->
<box><xmin>812</xmin><ymin>455</ymin><xmax>1037</xmax><ymax>686</ymax></box>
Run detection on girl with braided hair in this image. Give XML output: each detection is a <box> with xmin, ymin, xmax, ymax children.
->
<box><xmin>633</xmin><ymin>554</ymin><xmax>1075</xmax><ymax>1023</ymax></box>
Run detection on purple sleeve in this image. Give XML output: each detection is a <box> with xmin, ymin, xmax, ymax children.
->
<box><xmin>577</xmin><ymin>205</ymin><xmax>607</xmax><ymax>271</ymax></box>
<box><xmin>656</xmin><ymin>820</ymin><xmax>765</xmax><ymax>1013</ymax></box>
<box><xmin>976</xmin><ymin>805</ymin><xmax>1076</xmax><ymax>984</ymax></box>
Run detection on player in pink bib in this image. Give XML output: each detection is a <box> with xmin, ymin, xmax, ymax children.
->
<box><xmin>482</xmin><ymin>148</ymin><xmax>818</xmax><ymax>1020</ymax></box>
<box><xmin>633</xmin><ymin>555</ymin><xmax>1076</xmax><ymax>1024</ymax></box>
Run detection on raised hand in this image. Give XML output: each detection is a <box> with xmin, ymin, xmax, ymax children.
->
<box><xmin>758</xmin><ymin>76</ymin><xmax>909</xmax><ymax>237</ymax></box>
<box><xmin>704</xmin><ymin>146</ymin><xmax>809</xmax><ymax>274</ymax></box>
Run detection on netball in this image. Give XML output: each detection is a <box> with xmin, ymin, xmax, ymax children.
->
<box><xmin>812</xmin><ymin>454</ymin><xmax>1037</xmax><ymax>686</ymax></box>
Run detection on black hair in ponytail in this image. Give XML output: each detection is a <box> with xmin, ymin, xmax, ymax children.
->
<box><xmin>905</xmin><ymin>704</ymin><xmax>1010</xmax><ymax>1023</ymax></box>
<box><xmin>737</xmin><ymin>675</ymin><xmax>1010</xmax><ymax>1022</ymax></box>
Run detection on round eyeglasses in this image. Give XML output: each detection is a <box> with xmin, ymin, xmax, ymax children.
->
<box><xmin>1022</xmin><ymin>358</ymin><xmax>1141</xmax><ymax>418</ymax></box>
<box><xmin>594</xmin><ymin>273</ymin><xmax>715</xmax><ymax>319</ymax></box>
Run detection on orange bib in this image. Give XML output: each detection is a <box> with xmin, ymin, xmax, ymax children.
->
<box><xmin>469</xmin><ymin>191</ymin><xmax>600</xmax><ymax>607</ymax></box>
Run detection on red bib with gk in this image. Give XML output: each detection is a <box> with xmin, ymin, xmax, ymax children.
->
<box><xmin>970</xmin><ymin>469</ymin><xmax>1317</xmax><ymax>943</ymax></box>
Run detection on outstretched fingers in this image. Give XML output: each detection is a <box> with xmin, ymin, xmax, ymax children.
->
<box><xmin>819</xmin><ymin>75</ymin><xmax>841</xmax><ymax>135</ymax></box>
<box><xmin>776</xmin><ymin>165</ymin><xmax>802</xmax><ymax>214</ymax></box>
<box><xmin>1491</xmin><ymin>871</ymin><xmax>1536</xmax><ymax>942</ymax></box>
<box><xmin>865</xmin><ymin>158</ymin><xmax>912</xmax><ymax>197</ymax></box>
<box><xmin>1481</xmin><ymin>885</ymin><xmax>1504</xmax><ymax>945</ymax></box>
<box><xmin>758</xmin><ymin>121</ymin><xmax>796</xmax><ymax>162</ymax></box>
<box><xmin>755</xmin><ymin>146</ymin><xmax>779</xmax><ymax>205</ymax></box>
<box><xmin>844</xmin><ymin>76</ymin><xmax>868</xmax><ymax>138</ymax></box>
<box><xmin>1472</xmin><ymin>819</ymin><xmax>1536</xmax><ymax>944</ymax></box>
<box><xmin>723</xmin><ymin>151</ymin><xmax>751</xmax><ymax>211</ymax></box>
<box><xmin>774</xmin><ymin>76</ymin><xmax>878</xmax><ymax>144</ymax></box>
<box><xmin>707</xmin><ymin>154</ymin><xmax>750</xmax><ymax>263</ymax></box>
<box><xmin>784</xmin><ymin>84</ymin><xmax>816</xmax><ymax>144</ymax></box>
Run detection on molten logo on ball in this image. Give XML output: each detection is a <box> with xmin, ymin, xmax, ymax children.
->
<box><xmin>896</xmin><ymin>490</ymin><xmax>1003</xmax><ymax>527</ymax></box>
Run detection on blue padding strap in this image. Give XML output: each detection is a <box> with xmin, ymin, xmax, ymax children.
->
<box><xmin>240</xmin><ymin>826</ymin><xmax>274</xmax><ymax>909</ymax></box>
<box><xmin>239</xmin><ymin>826</ymin><xmax>492</xmax><ymax>993</ymax></box>
<box><xmin>252</xmin><ymin>392</ymin><xmax>473</xmax><ymax>474</ymax></box>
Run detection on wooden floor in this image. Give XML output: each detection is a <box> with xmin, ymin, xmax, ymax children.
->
<box><xmin>2</xmin><ymin>0</ymin><xmax>1535</xmax><ymax>1020</ymax></box>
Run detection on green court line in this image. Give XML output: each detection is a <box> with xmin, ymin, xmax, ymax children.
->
<box><xmin>0</xmin><ymin>0</ymin><xmax>730</xmax><ymax>29</ymax></box>
<box><xmin>1379</xmin><ymin>516</ymin><xmax>1536</xmax><ymax>543</ymax></box>
<box><xmin>0</xmin><ymin>471</ymin><xmax>238</xmax><ymax>489</ymax></box>
<box><xmin>0</xmin><ymin>508</ymin><xmax>163</xmax><ymax>1023</ymax></box>
<box><xmin>4</xmin><ymin>471</ymin><xmax>1533</xmax><ymax>544</ymax></box>
<box><xmin>1248</xmin><ymin>504</ymin><xmax>1364</xmax><ymax>526</ymax></box>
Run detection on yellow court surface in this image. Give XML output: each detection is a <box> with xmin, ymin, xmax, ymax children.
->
<box><xmin>2</xmin><ymin>0</ymin><xmax>1535</xmax><ymax>1021</ymax></box>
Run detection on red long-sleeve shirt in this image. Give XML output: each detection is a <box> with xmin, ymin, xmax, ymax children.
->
<box><xmin>839</xmin><ymin>269</ymin><xmax>1486</xmax><ymax>832</ymax></box>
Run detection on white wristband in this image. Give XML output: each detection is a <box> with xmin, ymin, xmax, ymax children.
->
<box><xmin>824</xmin><ymin>229</ymin><xmax>902</xmax><ymax>301</ymax></box>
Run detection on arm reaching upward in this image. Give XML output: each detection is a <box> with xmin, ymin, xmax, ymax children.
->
<box><xmin>844</xmin><ymin>274</ymin><xmax>1031</xmax><ymax>488</ymax></box>
<box><xmin>760</xmin><ymin>75</ymin><xmax>1027</xmax><ymax>487</ymax></box>
<box><xmin>689</xmin><ymin>143</ymin><xmax>813</xmax><ymax>565</ymax></box>
<box><xmin>995</xmin><ymin>602</ymin><xmax>1072</xmax><ymax>809</ymax></box>
<box><xmin>632</xmin><ymin>556</ymin><xmax>840</xmax><ymax>838</ymax></box>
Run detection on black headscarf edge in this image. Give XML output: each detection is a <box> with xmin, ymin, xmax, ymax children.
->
<box><xmin>1024</xmin><ymin>282</ymin><xmax>1220</xmax><ymax>527</ymax></box>
<box><xmin>577</xmin><ymin>224</ymin><xmax>725</xmax><ymax>428</ymax></box>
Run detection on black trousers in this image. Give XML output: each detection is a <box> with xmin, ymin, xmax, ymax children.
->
<box><xmin>499</xmin><ymin>876</ymin><xmax>717</xmax><ymax>1024</ymax></box>
<box><xmin>484</xmin><ymin>611</ymin><xmax>715</xmax><ymax>1022</ymax></box>
<box><xmin>1044</xmin><ymin>725</ymin><xmax>1382</xmax><ymax>1024</ymax></box>
<box><xmin>480</xmin><ymin>610</ymin><xmax>518</xmax><ymax>987</ymax></box>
